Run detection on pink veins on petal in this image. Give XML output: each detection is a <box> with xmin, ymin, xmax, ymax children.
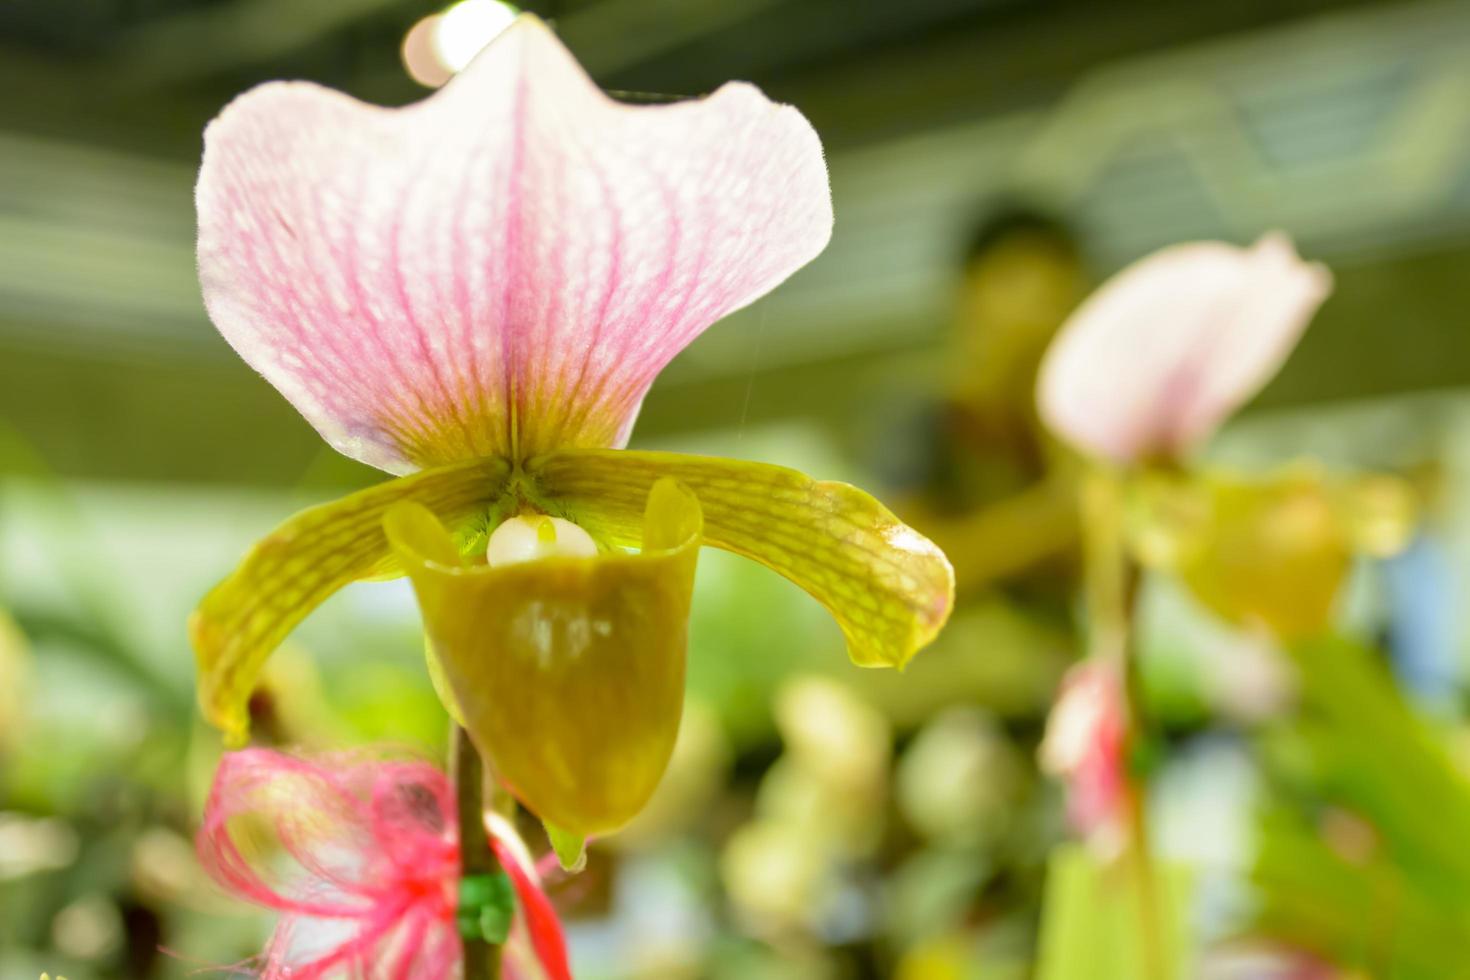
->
<box><xmin>196</xmin><ymin>16</ymin><xmax>833</xmax><ymax>474</ymax></box>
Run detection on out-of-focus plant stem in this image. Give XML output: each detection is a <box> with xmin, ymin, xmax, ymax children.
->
<box><xmin>1081</xmin><ymin>469</ymin><xmax>1168</xmax><ymax>980</ymax></box>
<box><xmin>453</xmin><ymin>724</ymin><xmax>503</xmax><ymax>980</ymax></box>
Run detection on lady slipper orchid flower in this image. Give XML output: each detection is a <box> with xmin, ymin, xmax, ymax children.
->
<box><xmin>1037</xmin><ymin>234</ymin><xmax>1332</xmax><ymax>464</ymax></box>
<box><xmin>191</xmin><ymin>17</ymin><xmax>953</xmax><ymax>838</ymax></box>
<box><xmin>197</xmin><ymin>749</ymin><xmax>571</xmax><ymax>980</ymax></box>
<box><xmin>1126</xmin><ymin>467</ymin><xmax>1415</xmax><ymax>642</ymax></box>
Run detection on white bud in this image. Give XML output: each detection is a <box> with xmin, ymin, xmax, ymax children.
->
<box><xmin>485</xmin><ymin>515</ymin><xmax>597</xmax><ymax>567</ymax></box>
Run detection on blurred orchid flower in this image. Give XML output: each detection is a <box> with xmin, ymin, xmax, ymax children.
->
<box><xmin>197</xmin><ymin>749</ymin><xmax>570</xmax><ymax>980</ymax></box>
<box><xmin>191</xmin><ymin>16</ymin><xmax>952</xmax><ymax>837</ymax></box>
<box><xmin>1038</xmin><ymin>234</ymin><xmax>1332</xmax><ymax>464</ymax></box>
<box><xmin>1126</xmin><ymin>466</ymin><xmax>1414</xmax><ymax>641</ymax></box>
<box><xmin>1040</xmin><ymin>660</ymin><xmax>1128</xmax><ymax>849</ymax></box>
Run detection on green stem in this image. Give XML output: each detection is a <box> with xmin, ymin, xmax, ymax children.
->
<box><xmin>453</xmin><ymin>725</ymin><xmax>503</xmax><ymax>980</ymax></box>
<box><xmin>1120</xmin><ymin>560</ymin><xmax>1169</xmax><ymax>980</ymax></box>
<box><xmin>1082</xmin><ymin>469</ymin><xmax>1169</xmax><ymax>980</ymax></box>
<box><xmin>1124</xmin><ymin>784</ymin><xmax>1166</xmax><ymax>980</ymax></box>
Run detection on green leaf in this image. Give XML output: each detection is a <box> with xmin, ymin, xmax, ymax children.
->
<box><xmin>1250</xmin><ymin>636</ymin><xmax>1470</xmax><ymax>977</ymax></box>
<box><xmin>1037</xmin><ymin>845</ymin><xmax>1193</xmax><ymax>980</ymax></box>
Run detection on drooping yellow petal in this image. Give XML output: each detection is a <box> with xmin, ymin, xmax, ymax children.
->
<box><xmin>526</xmin><ymin>449</ymin><xmax>954</xmax><ymax>669</ymax></box>
<box><xmin>192</xmin><ymin>456</ymin><xmax>512</xmax><ymax>743</ymax></box>
<box><xmin>385</xmin><ymin>478</ymin><xmax>702</xmax><ymax>838</ymax></box>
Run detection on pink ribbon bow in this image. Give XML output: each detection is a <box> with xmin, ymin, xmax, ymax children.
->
<box><xmin>197</xmin><ymin>749</ymin><xmax>571</xmax><ymax>979</ymax></box>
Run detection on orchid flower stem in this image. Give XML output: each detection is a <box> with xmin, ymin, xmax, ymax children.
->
<box><xmin>1119</xmin><ymin>562</ymin><xmax>1168</xmax><ymax>980</ymax></box>
<box><xmin>453</xmin><ymin>725</ymin><xmax>503</xmax><ymax>980</ymax></box>
<box><xmin>1082</xmin><ymin>469</ymin><xmax>1169</xmax><ymax>980</ymax></box>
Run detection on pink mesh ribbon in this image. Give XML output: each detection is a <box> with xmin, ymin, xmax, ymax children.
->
<box><xmin>1040</xmin><ymin>661</ymin><xmax>1128</xmax><ymax>847</ymax></box>
<box><xmin>197</xmin><ymin>749</ymin><xmax>571</xmax><ymax>979</ymax></box>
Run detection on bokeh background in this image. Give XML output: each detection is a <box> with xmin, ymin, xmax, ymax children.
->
<box><xmin>4</xmin><ymin>0</ymin><xmax>1470</xmax><ymax>977</ymax></box>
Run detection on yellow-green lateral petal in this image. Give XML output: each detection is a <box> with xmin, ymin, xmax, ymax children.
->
<box><xmin>386</xmin><ymin>478</ymin><xmax>702</xmax><ymax>838</ymax></box>
<box><xmin>191</xmin><ymin>455</ymin><xmax>512</xmax><ymax>743</ymax></box>
<box><xmin>527</xmin><ymin>449</ymin><xmax>954</xmax><ymax>669</ymax></box>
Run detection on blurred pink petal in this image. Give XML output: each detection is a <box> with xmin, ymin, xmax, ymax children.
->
<box><xmin>1037</xmin><ymin>233</ymin><xmax>1331</xmax><ymax>463</ymax></box>
<box><xmin>1040</xmin><ymin>660</ymin><xmax>1128</xmax><ymax>845</ymax></box>
<box><xmin>196</xmin><ymin>16</ymin><xmax>831</xmax><ymax>474</ymax></box>
<box><xmin>197</xmin><ymin>749</ymin><xmax>570</xmax><ymax>980</ymax></box>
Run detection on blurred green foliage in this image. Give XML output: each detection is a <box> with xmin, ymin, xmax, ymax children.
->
<box><xmin>1254</xmin><ymin>636</ymin><xmax>1470</xmax><ymax>979</ymax></box>
<box><xmin>1037</xmin><ymin>845</ymin><xmax>1193</xmax><ymax>980</ymax></box>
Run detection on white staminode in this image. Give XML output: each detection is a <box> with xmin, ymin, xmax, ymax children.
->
<box><xmin>486</xmin><ymin>515</ymin><xmax>597</xmax><ymax>566</ymax></box>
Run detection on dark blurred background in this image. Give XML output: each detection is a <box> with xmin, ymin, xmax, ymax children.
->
<box><xmin>3</xmin><ymin>0</ymin><xmax>1470</xmax><ymax>488</ymax></box>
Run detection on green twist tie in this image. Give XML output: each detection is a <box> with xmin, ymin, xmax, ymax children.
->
<box><xmin>457</xmin><ymin>871</ymin><xmax>516</xmax><ymax>944</ymax></box>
